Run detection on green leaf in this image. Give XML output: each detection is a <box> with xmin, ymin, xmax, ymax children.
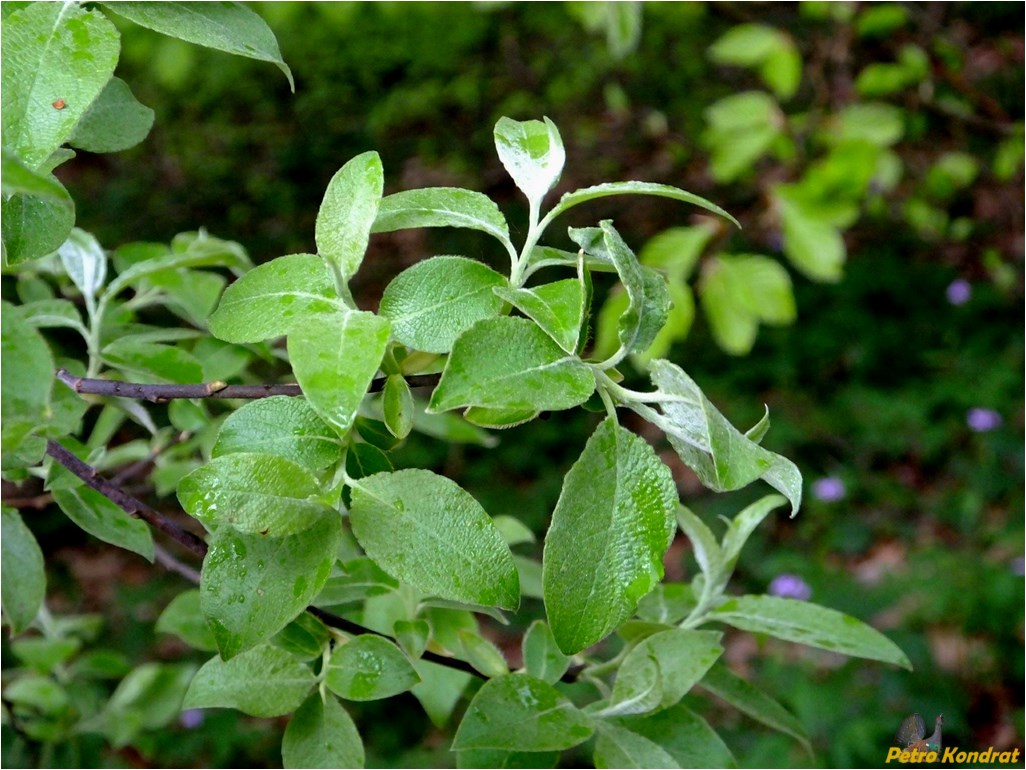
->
<box><xmin>429</xmin><ymin>317</ymin><xmax>594</xmax><ymax>414</ymax></box>
<box><xmin>721</xmin><ymin>495</ymin><xmax>787</xmax><ymax>572</ymax></box>
<box><xmin>634</xmin><ymin>359</ymin><xmax>802</xmax><ymax>515</ymax></box>
<box><xmin>394</xmin><ymin>619</ymin><xmax>430</xmax><ymax>660</ymax></box>
<box><xmin>547</xmin><ymin>182</ymin><xmax>740</xmax><ymax>229</ymax></box>
<box><xmin>634</xmin><ymin>282</ymin><xmax>694</xmax><ymax>363</ymax></box>
<box><xmin>156</xmin><ymin>589</ymin><xmax>217</xmax><ymax>652</ymax></box>
<box><xmin>522</xmin><ymin>621</ymin><xmax>570</xmax><ymax>685</ymax></box>
<box><xmin>372</xmin><ymin>187</ymin><xmax>511</xmax><ymax>248</ymax></box>
<box><xmin>326</xmin><ymin>635</ymin><xmax>420</xmax><ymax>701</ymax></box>
<box><xmin>493</xmin><ymin>516</ymin><xmax>536</xmax><ymax>546</ymax></box>
<box><xmin>99</xmin><ymin>662</ymin><xmax>194</xmax><ymax>747</ymax></box>
<box><xmin>283</xmin><ymin>693</ymin><xmax>364</xmax><ymax>769</ymax></box>
<box><xmin>350</xmin><ymin>470</ymin><xmax>519</xmax><ymax>610</ymax></box>
<box><xmin>594</xmin><ymin>721</ymin><xmax>681</xmax><ymax>770</ymax></box>
<box><xmin>18</xmin><ymin>299</ymin><xmax>86</xmax><ymax>334</ymax></box>
<box><xmin>708</xmin><ymin>24</ymin><xmax>800</xmax><ymax>100</ymax></box>
<box><xmin>604</xmin><ymin>630</ymin><xmax>722</xmax><ymax>716</ymax></box>
<box><xmin>457</xmin><ymin>749</ymin><xmax>559</xmax><ymax>769</ymax></box>
<box><xmin>543</xmin><ymin>418</ymin><xmax>678</xmax><ymax>654</ymax></box>
<box><xmin>379</xmin><ymin>256</ymin><xmax>506</xmax><ymax>354</ymax></box>
<box><xmin>699</xmin><ymin>261</ymin><xmax>757</xmax><ymax>356</ymax></box>
<box><xmin>702</xmin><ymin>92</ymin><xmax>783</xmax><ymax>183</ymax></box>
<box><xmin>68</xmin><ymin>77</ymin><xmax>154</xmax><ymax>153</ymax></box>
<box><xmin>208</xmin><ymin>253</ymin><xmax>342</xmax><ymax>343</ymax></box>
<box><xmin>674</xmin><ymin>506</ymin><xmax>723</xmax><ymax>582</ymax></box>
<box><xmin>828</xmin><ymin>103</ymin><xmax>905</xmax><ymax>147</ymax></box>
<box><xmin>183</xmin><ymin>644</ymin><xmax>315</xmax><ymax>718</ymax></box>
<box><xmin>639</xmin><ymin>226</ymin><xmax>714</xmax><ymax>282</ymax></box>
<box><xmin>2</xmin><ymin>2</ymin><xmax>120</xmax><ymax>168</ymax></box>
<box><xmin>288</xmin><ymin>309</ymin><xmax>390</xmax><ymax>435</ymax></box>
<box><xmin>1</xmin><ymin>303</ymin><xmax>54</xmax><ymax>456</ymax></box>
<box><xmin>178</xmin><ymin>453</ymin><xmax>333</xmax><ymax>537</ymax></box>
<box><xmin>52</xmin><ymin>486</ymin><xmax>154</xmax><ymax>562</ymax></box>
<box><xmin>315</xmin><ymin>557</ymin><xmax>398</xmax><ymax>607</ymax></box>
<box><xmin>453</xmin><ymin>674</ymin><xmax>594</xmax><ymax>751</ymax></box>
<box><xmin>776</xmin><ymin>193</ymin><xmax>845</xmax><ymax>282</ymax></box>
<box><xmin>494</xmin><ymin>279</ymin><xmax>585</xmax><ymax>354</ymax></box>
<box><xmin>58</xmin><ymin>228</ymin><xmax>107</xmax><ymax>311</ymax></box>
<box><xmin>710</xmin><ymin>596</ymin><xmax>912</xmax><ymax>669</ymax></box>
<box><xmin>636</xmin><ymin>584</ymin><xmax>697</xmax><ymax>625</ymax></box>
<box><xmin>106</xmin><ymin>231</ymin><xmax>250</xmax><ymax>298</ymax></box>
<box><xmin>412</xmin><ymin>659</ymin><xmax>472</xmax><ymax>728</ymax></box>
<box><xmin>383</xmin><ymin>375</ymin><xmax>414</xmax><ymax>440</ymax></box>
<box><xmin>200</xmin><ymin>515</ymin><xmax>341</xmax><ymax>659</ymax></box>
<box><xmin>1</xmin><ymin>184</ymin><xmax>76</xmax><ymax>264</ymax></box>
<box><xmin>463</xmin><ymin>406</ymin><xmax>540</xmax><ymax>430</ymax></box>
<box><xmin>699</xmin><ymin>662</ymin><xmax>812</xmax><ymax>754</ymax></box>
<box><xmin>1</xmin><ymin>149</ymin><xmax>71</xmax><ymax>200</ymax></box>
<box><xmin>271</xmin><ymin>613</ymin><xmax>329</xmax><ymax>662</ymax></box>
<box><xmin>315</xmin><ymin>151</ymin><xmax>383</xmax><ymax>283</ymax></box>
<box><xmin>344</xmin><ymin>443</ymin><xmax>393</xmax><ymax>481</ymax></box>
<box><xmin>1</xmin><ymin>507</ymin><xmax>46</xmax><ymax>634</ymax></box>
<box><xmin>100</xmin><ymin>1</ymin><xmax>294</xmax><ymax>90</ymax></box>
<box><xmin>610</xmin><ymin>704</ymin><xmax>736</xmax><ymax>768</ymax></box>
<box><xmin>457</xmin><ymin>629</ymin><xmax>509</xmax><ymax>678</ymax></box>
<box><xmin>213</xmin><ymin>396</ymin><xmax>342</xmax><ymax>472</ymax></box>
<box><xmin>101</xmin><ymin>338</ymin><xmax>204</xmax><ymax>384</ymax></box>
<box><xmin>493</xmin><ymin>117</ymin><xmax>565</xmax><ymax>206</ymax></box>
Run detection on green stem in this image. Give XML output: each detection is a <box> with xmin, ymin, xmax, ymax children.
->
<box><xmin>509</xmin><ymin>198</ymin><xmax>543</xmax><ymax>287</ymax></box>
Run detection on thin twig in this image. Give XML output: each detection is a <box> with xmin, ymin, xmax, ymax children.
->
<box><xmin>153</xmin><ymin>544</ymin><xmax>202</xmax><ymax>584</ymax></box>
<box><xmin>55</xmin><ymin>368</ymin><xmax>441</xmax><ymax>403</ymax></box>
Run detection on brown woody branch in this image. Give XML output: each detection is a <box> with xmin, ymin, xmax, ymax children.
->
<box><xmin>55</xmin><ymin>368</ymin><xmax>441</xmax><ymax>403</ymax></box>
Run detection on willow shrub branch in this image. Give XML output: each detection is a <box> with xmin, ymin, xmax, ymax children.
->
<box><xmin>44</xmin><ymin>439</ymin><xmax>579</xmax><ymax>683</ymax></box>
<box><xmin>55</xmin><ymin>368</ymin><xmax>441</xmax><ymax>403</ymax></box>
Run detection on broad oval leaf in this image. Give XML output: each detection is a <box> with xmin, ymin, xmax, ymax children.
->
<box><xmin>183</xmin><ymin>644</ymin><xmax>315</xmax><ymax>718</ymax></box>
<box><xmin>208</xmin><ymin>253</ymin><xmax>342</xmax><ymax>343</ymax></box>
<box><xmin>1</xmin><ymin>185</ymin><xmax>76</xmax><ymax>265</ymax></box>
<box><xmin>594</xmin><ymin>721</ymin><xmax>681</xmax><ymax>770</ymax></box>
<box><xmin>201</xmin><ymin>515</ymin><xmax>341</xmax><ymax>659</ymax></box>
<box><xmin>178</xmin><ymin>452</ymin><xmax>333</xmax><ymax>537</ymax></box>
<box><xmin>453</xmin><ymin>674</ymin><xmax>594</xmax><ymax>752</ymax></box>
<box><xmin>68</xmin><ymin>77</ymin><xmax>154</xmax><ymax>154</ymax></box>
<box><xmin>372</xmin><ymin>187</ymin><xmax>511</xmax><ymax>248</ymax></box>
<box><xmin>493</xmin><ymin>117</ymin><xmax>565</xmax><ymax>205</ymax></box>
<box><xmin>776</xmin><ymin>192</ymin><xmax>845</xmax><ymax>282</ymax></box>
<box><xmin>53</xmin><ymin>486</ymin><xmax>154</xmax><ymax>562</ymax></box>
<box><xmin>1</xmin><ymin>507</ymin><xmax>46</xmax><ymax>634</ymax></box>
<box><xmin>100</xmin><ymin>1</ymin><xmax>294</xmax><ymax>89</ymax></box>
<box><xmin>521</xmin><ymin>621</ymin><xmax>570</xmax><ymax>685</ymax></box>
<box><xmin>315</xmin><ymin>152</ymin><xmax>383</xmax><ymax>282</ymax></box>
<box><xmin>2</xmin><ymin>3</ymin><xmax>120</xmax><ymax>168</ymax></box>
<box><xmin>610</xmin><ymin>704</ymin><xmax>736</xmax><ymax>769</ymax></box>
<box><xmin>548</xmin><ymin>182</ymin><xmax>740</xmax><ymax>229</ymax></box>
<box><xmin>350</xmin><ymin>469</ymin><xmax>519</xmax><ymax>610</ymax></box>
<box><xmin>212</xmin><ymin>396</ymin><xmax>342</xmax><ymax>472</ymax></box>
<box><xmin>379</xmin><ymin>256</ymin><xmax>506</xmax><ymax>354</ymax></box>
<box><xmin>288</xmin><ymin>309</ymin><xmax>390</xmax><ymax>436</ymax></box>
<box><xmin>494</xmin><ymin>278</ymin><xmax>585</xmax><ymax>354</ymax></box>
<box><xmin>325</xmin><ymin>635</ymin><xmax>420</xmax><ymax>701</ymax></box>
<box><xmin>710</xmin><ymin>595</ymin><xmax>912</xmax><ymax>669</ymax></box>
<box><xmin>429</xmin><ymin>317</ymin><xmax>595</xmax><ymax>414</ymax></box>
<box><xmin>543</xmin><ymin>418</ymin><xmax>678</xmax><ymax>654</ymax></box>
<box><xmin>283</xmin><ymin>693</ymin><xmax>364</xmax><ymax>769</ymax></box>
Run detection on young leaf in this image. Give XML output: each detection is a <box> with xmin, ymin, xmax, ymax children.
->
<box><xmin>493</xmin><ymin>117</ymin><xmax>565</xmax><ymax>206</ymax></box>
<box><xmin>674</xmin><ymin>506</ymin><xmax>723</xmax><ymax>581</ymax></box>
<box><xmin>394</xmin><ymin>619</ymin><xmax>430</xmax><ymax>660</ymax></box>
<box><xmin>178</xmin><ymin>453</ymin><xmax>334</xmax><ymax>537</ymax></box>
<box><xmin>350</xmin><ymin>470</ymin><xmax>519</xmax><ymax>610</ymax></box>
<box><xmin>593</xmin><ymin>721</ymin><xmax>681</xmax><ymax>770</ymax></box>
<box><xmin>183</xmin><ymin>644</ymin><xmax>315</xmax><ymax>718</ymax></box>
<box><xmin>710</xmin><ymin>595</ymin><xmax>912</xmax><ymax>669</ymax></box>
<box><xmin>698</xmin><ymin>662</ymin><xmax>812</xmax><ymax>754</ymax></box>
<box><xmin>457</xmin><ymin>629</ymin><xmax>510</xmax><ymax>678</ymax></box>
<box><xmin>2</xmin><ymin>2</ymin><xmax>120</xmax><ymax>168</ymax></box>
<box><xmin>721</xmin><ymin>495</ymin><xmax>787</xmax><ymax>570</ymax></box>
<box><xmin>314</xmin><ymin>557</ymin><xmax>398</xmax><ymax>607</ymax></box>
<box><xmin>200</xmin><ymin>515</ymin><xmax>341</xmax><ymax>659</ymax></box>
<box><xmin>522</xmin><ymin>621</ymin><xmax>571</xmax><ymax>685</ymax></box>
<box><xmin>58</xmin><ymin>229</ymin><xmax>107</xmax><ymax>311</ymax></box>
<box><xmin>315</xmin><ymin>152</ymin><xmax>383</xmax><ymax>282</ymax></box>
<box><xmin>453</xmin><ymin>674</ymin><xmax>594</xmax><ymax>751</ymax></box>
<box><xmin>604</xmin><ymin>630</ymin><xmax>723</xmax><ymax>716</ymax></box>
<box><xmin>212</xmin><ymin>396</ymin><xmax>342</xmax><ymax>472</ymax></box>
<box><xmin>543</xmin><ymin>418</ymin><xmax>678</xmax><ymax>654</ymax></box>
<box><xmin>52</xmin><ymin>486</ymin><xmax>154</xmax><ymax>562</ymax></box>
<box><xmin>379</xmin><ymin>256</ymin><xmax>506</xmax><ymax>354</ymax></box>
<box><xmin>1</xmin><ymin>507</ymin><xmax>46</xmax><ymax>634</ymax></box>
<box><xmin>68</xmin><ymin>77</ymin><xmax>154</xmax><ymax>154</ymax></box>
<box><xmin>610</xmin><ymin>704</ymin><xmax>736</xmax><ymax>768</ymax></box>
<box><xmin>383</xmin><ymin>375</ymin><xmax>414</xmax><ymax>440</ymax></box>
<box><xmin>547</xmin><ymin>182</ymin><xmax>740</xmax><ymax>229</ymax></box>
<box><xmin>207</xmin><ymin>254</ymin><xmax>342</xmax><ymax>342</ymax></box>
<box><xmin>429</xmin><ymin>317</ymin><xmax>595</xmax><ymax>414</ymax></box>
<box><xmin>282</xmin><ymin>693</ymin><xmax>364</xmax><ymax>769</ymax></box>
<box><xmin>494</xmin><ymin>279</ymin><xmax>585</xmax><ymax>354</ymax></box>
<box><xmin>372</xmin><ymin>187</ymin><xmax>512</xmax><ymax>249</ymax></box>
<box><xmin>155</xmin><ymin>590</ymin><xmax>217</xmax><ymax>652</ymax></box>
<box><xmin>325</xmin><ymin>635</ymin><xmax>420</xmax><ymax>701</ymax></box>
<box><xmin>288</xmin><ymin>309</ymin><xmax>390</xmax><ymax>436</ymax></box>
<box><xmin>100</xmin><ymin>2</ymin><xmax>295</xmax><ymax>90</ymax></box>
<box><xmin>634</xmin><ymin>359</ymin><xmax>802</xmax><ymax>515</ymax></box>
<box><xmin>1</xmin><ymin>304</ymin><xmax>54</xmax><ymax>456</ymax></box>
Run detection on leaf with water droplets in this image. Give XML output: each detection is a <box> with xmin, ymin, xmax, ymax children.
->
<box><xmin>453</xmin><ymin>674</ymin><xmax>594</xmax><ymax>751</ymax></box>
<box><xmin>200</xmin><ymin>515</ymin><xmax>342</xmax><ymax>659</ymax></box>
<box><xmin>288</xmin><ymin>309</ymin><xmax>390</xmax><ymax>436</ymax></box>
<box><xmin>325</xmin><ymin>635</ymin><xmax>420</xmax><ymax>701</ymax></box>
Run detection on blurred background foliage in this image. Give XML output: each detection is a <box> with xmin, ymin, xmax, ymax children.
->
<box><xmin>4</xmin><ymin>1</ymin><xmax>1022</xmax><ymax>767</ymax></box>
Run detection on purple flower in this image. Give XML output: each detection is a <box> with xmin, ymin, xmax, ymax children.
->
<box><xmin>179</xmin><ymin>709</ymin><xmax>205</xmax><ymax>729</ymax></box>
<box><xmin>768</xmin><ymin>574</ymin><xmax>812</xmax><ymax>601</ymax></box>
<box><xmin>1011</xmin><ymin>557</ymin><xmax>1024</xmax><ymax>577</ymax></box>
<box><xmin>812</xmin><ymin>477</ymin><xmax>846</xmax><ymax>503</ymax></box>
<box><xmin>966</xmin><ymin>408</ymin><xmax>1002</xmax><ymax>432</ymax></box>
<box><xmin>946</xmin><ymin>279</ymin><xmax>972</xmax><ymax>305</ymax></box>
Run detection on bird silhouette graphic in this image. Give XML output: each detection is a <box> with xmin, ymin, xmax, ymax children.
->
<box><xmin>896</xmin><ymin>713</ymin><xmax>944</xmax><ymax>752</ymax></box>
